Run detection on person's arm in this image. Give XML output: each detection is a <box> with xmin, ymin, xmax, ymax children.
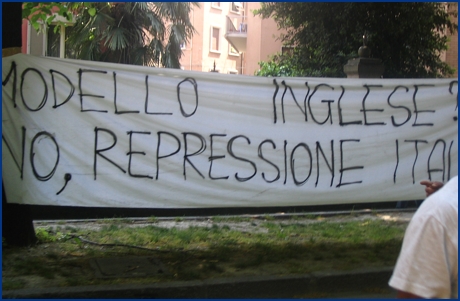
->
<box><xmin>396</xmin><ymin>290</ymin><xmax>423</xmax><ymax>299</ymax></box>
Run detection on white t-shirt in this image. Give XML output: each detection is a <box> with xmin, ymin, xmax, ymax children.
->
<box><xmin>389</xmin><ymin>176</ymin><xmax>458</xmax><ymax>298</ymax></box>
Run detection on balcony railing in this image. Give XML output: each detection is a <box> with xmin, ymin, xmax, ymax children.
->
<box><xmin>226</xmin><ymin>15</ymin><xmax>247</xmax><ymax>34</ymax></box>
<box><xmin>225</xmin><ymin>15</ymin><xmax>247</xmax><ymax>52</ymax></box>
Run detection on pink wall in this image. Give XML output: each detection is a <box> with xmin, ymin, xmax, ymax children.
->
<box><xmin>21</xmin><ymin>20</ymin><xmax>28</xmax><ymax>53</ymax></box>
<box><xmin>245</xmin><ymin>2</ymin><xmax>284</xmax><ymax>75</ymax></box>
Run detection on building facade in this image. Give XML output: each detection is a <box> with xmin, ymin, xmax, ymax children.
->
<box><xmin>179</xmin><ymin>2</ymin><xmax>285</xmax><ymax>76</ymax></box>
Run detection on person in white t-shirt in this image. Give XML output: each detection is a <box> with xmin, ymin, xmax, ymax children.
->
<box><xmin>389</xmin><ymin>176</ymin><xmax>458</xmax><ymax>299</ymax></box>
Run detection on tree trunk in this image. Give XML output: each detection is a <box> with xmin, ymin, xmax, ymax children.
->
<box><xmin>2</xmin><ymin>184</ymin><xmax>37</xmax><ymax>246</ymax></box>
<box><xmin>2</xmin><ymin>2</ymin><xmax>37</xmax><ymax>247</ymax></box>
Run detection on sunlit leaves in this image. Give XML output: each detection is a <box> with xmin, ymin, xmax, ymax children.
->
<box><xmin>23</xmin><ymin>2</ymin><xmax>74</xmax><ymax>33</ymax></box>
<box><xmin>88</xmin><ymin>7</ymin><xmax>96</xmax><ymax>17</ymax></box>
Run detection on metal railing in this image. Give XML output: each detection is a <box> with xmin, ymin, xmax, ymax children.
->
<box><xmin>226</xmin><ymin>15</ymin><xmax>247</xmax><ymax>34</ymax></box>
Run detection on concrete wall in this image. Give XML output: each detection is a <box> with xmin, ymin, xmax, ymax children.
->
<box><xmin>245</xmin><ymin>3</ymin><xmax>285</xmax><ymax>76</ymax></box>
<box><xmin>181</xmin><ymin>4</ymin><xmax>205</xmax><ymax>72</ymax></box>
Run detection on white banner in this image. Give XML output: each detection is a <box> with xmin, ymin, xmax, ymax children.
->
<box><xmin>2</xmin><ymin>54</ymin><xmax>458</xmax><ymax>208</ymax></box>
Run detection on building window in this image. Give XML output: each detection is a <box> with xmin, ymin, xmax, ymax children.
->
<box><xmin>281</xmin><ymin>46</ymin><xmax>294</xmax><ymax>56</ymax></box>
<box><xmin>231</xmin><ymin>2</ymin><xmax>243</xmax><ymax>13</ymax></box>
<box><xmin>211</xmin><ymin>2</ymin><xmax>221</xmax><ymax>9</ymax></box>
<box><xmin>46</xmin><ymin>24</ymin><xmax>77</xmax><ymax>58</ymax></box>
<box><xmin>210</xmin><ymin>26</ymin><xmax>220</xmax><ymax>53</ymax></box>
<box><xmin>229</xmin><ymin>44</ymin><xmax>239</xmax><ymax>56</ymax></box>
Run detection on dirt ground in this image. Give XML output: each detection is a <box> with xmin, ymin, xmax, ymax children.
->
<box><xmin>33</xmin><ymin>209</ymin><xmax>415</xmax><ymax>232</ymax></box>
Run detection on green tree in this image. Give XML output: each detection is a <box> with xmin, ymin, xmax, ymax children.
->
<box><xmin>254</xmin><ymin>2</ymin><xmax>458</xmax><ymax>78</ymax></box>
<box><xmin>23</xmin><ymin>2</ymin><xmax>198</xmax><ymax>68</ymax></box>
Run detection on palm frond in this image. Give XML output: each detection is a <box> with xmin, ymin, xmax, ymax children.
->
<box><xmin>66</xmin><ymin>2</ymin><xmax>195</xmax><ymax>67</ymax></box>
<box><xmin>103</xmin><ymin>27</ymin><xmax>129</xmax><ymax>50</ymax></box>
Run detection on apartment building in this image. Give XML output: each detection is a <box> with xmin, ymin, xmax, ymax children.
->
<box><xmin>179</xmin><ymin>2</ymin><xmax>285</xmax><ymax>75</ymax></box>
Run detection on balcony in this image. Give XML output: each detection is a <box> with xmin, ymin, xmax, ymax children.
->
<box><xmin>225</xmin><ymin>15</ymin><xmax>247</xmax><ymax>53</ymax></box>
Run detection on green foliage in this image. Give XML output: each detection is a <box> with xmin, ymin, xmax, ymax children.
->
<box><xmin>148</xmin><ymin>216</ymin><xmax>159</xmax><ymax>223</ymax></box>
<box><xmin>4</xmin><ymin>216</ymin><xmax>407</xmax><ymax>290</ymax></box>
<box><xmin>23</xmin><ymin>2</ymin><xmax>70</xmax><ymax>32</ymax></box>
<box><xmin>254</xmin><ymin>2</ymin><xmax>457</xmax><ymax>78</ymax></box>
<box><xmin>22</xmin><ymin>2</ymin><xmax>97</xmax><ymax>33</ymax></box>
<box><xmin>2</xmin><ymin>279</ymin><xmax>27</xmax><ymax>290</ymax></box>
<box><xmin>255</xmin><ymin>49</ymin><xmax>347</xmax><ymax>77</ymax></box>
<box><xmin>23</xmin><ymin>2</ymin><xmax>198</xmax><ymax>68</ymax></box>
<box><xmin>12</xmin><ymin>257</ymin><xmax>56</xmax><ymax>279</ymax></box>
<box><xmin>35</xmin><ymin>227</ymin><xmax>68</xmax><ymax>243</ymax></box>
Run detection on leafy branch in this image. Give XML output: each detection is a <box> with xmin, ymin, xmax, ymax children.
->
<box><xmin>22</xmin><ymin>2</ymin><xmax>99</xmax><ymax>33</ymax></box>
